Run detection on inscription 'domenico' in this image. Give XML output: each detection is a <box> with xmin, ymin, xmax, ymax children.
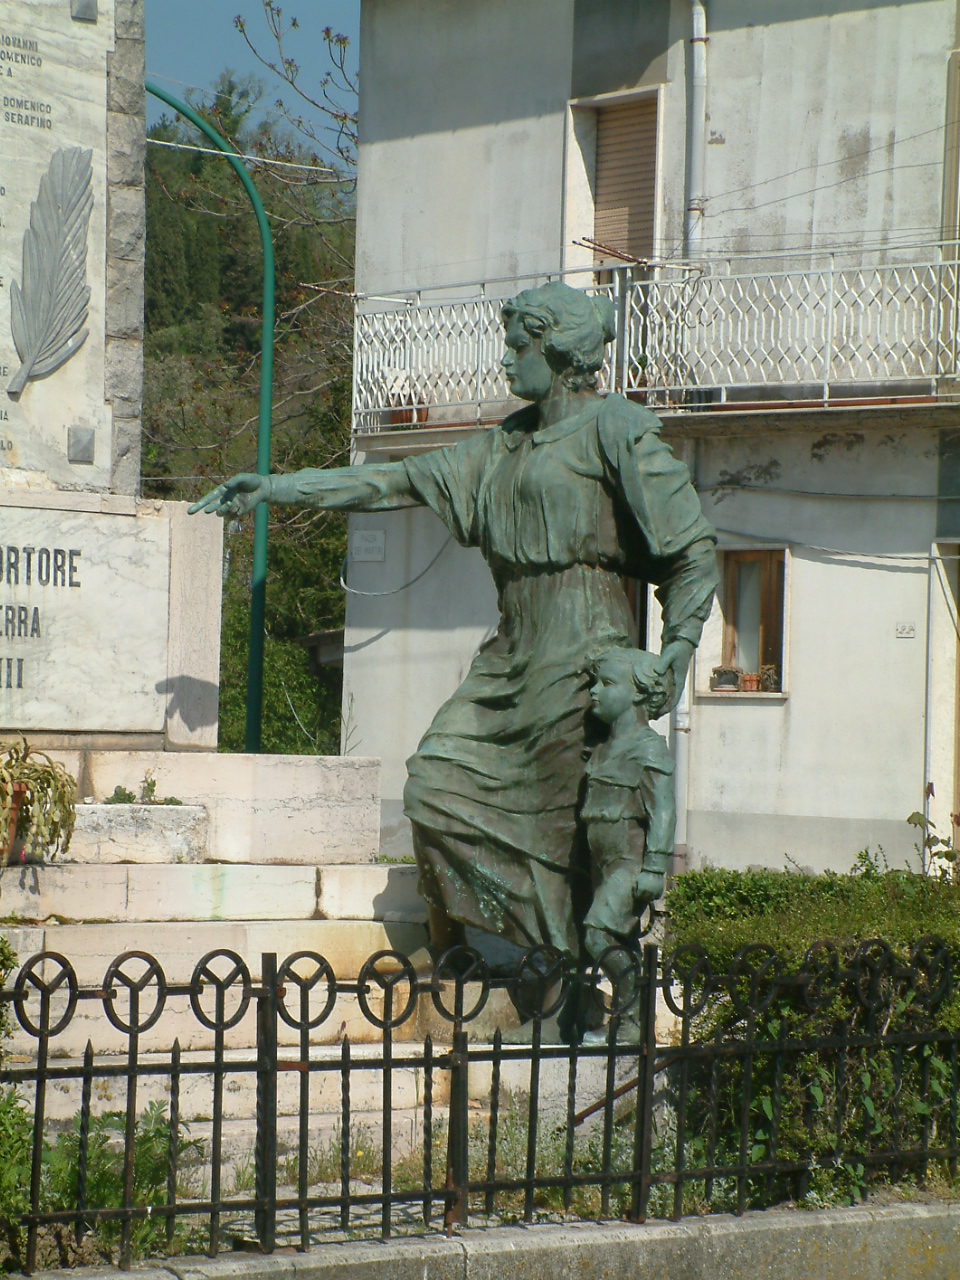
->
<box><xmin>0</xmin><ymin>541</ymin><xmax>82</xmax><ymax>691</ymax></box>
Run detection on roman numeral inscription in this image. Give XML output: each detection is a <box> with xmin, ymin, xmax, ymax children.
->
<box><xmin>0</xmin><ymin>543</ymin><xmax>81</xmax><ymax>690</ymax></box>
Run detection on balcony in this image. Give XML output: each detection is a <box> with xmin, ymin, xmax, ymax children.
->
<box><xmin>352</xmin><ymin>249</ymin><xmax>960</xmax><ymax>442</ymax></box>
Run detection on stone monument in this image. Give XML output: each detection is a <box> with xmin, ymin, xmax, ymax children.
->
<box><xmin>0</xmin><ymin>0</ymin><xmax>222</xmax><ymax>748</ymax></box>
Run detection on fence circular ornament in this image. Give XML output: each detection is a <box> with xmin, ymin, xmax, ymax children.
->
<box><xmin>357</xmin><ymin>950</ymin><xmax>418</xmax><ymax>1029</ymax></box>
<box><xmin>801</xmin><ymin>941</ymin><xmax>842</xmax><ymax>1012</ymax></box>
<box><xmin>277</xmin><ymin>951</ymin><xmax>337</xmax><ymax>1030</ymax></box>
<box><xmin>509</xmin><ymin>945</ymin><xmax>568</xmax><ymax>1022</ymax></box>
<box><xmin>729</xmin><ymin>944</ymin><xmax>783</xmax><ymax>1018</ymax></box>
<box><xmin>852</xmin><ymin>938</ymin><xmax>896</xmax><ymax>1012</ymax></box>
<box><xmin>589</xmin><ymin>945</ymin><xmax>642</xmax><ymax>1016</ymax></box>
<box><xmin>190</xmin><ymin>949</ymin><xmax>252</xmax><ymax>1030</ymax></box>
<box><xmin>662</xmin><ymin>943</ymin><xmax>712</xmax><ymax>1019</ymax></box>
<box><xmin>13</xmin><ymin>951</ymin><xmax>78</xmax><ymax>1037</ymax></box>
<box><xmin>102</xmin><ymin>951</ymin><xmax>167</xmax><ymax>1034</ymax></box>
<box><xmin>909</xmin><ymin>936</ymin><xmax>950</xmax><ymax>1011</ymax></box>
<box><xmin>430</xmin><ymin>945</ymin><xmax>490</xmax><ymax>1024</ymax></box>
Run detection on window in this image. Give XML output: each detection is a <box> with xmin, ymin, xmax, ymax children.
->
<box><xmin>593</xmin><ymin>97</ymin><xmax>658</xmax><ymax>262</ymax></box>
<box><xmin>718</xmin><ymin>551</ymin><xmax>785</xmax><ymax>692</ymax></box>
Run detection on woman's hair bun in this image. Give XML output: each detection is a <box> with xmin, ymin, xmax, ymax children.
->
<box><xmin>592</xmin><ymin>293</ymin><xmax>617</xmax><ymax>344</ymax></box>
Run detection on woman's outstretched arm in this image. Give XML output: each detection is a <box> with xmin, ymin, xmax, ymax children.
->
<box><xmin>188</xmin><ymin>461</ymin><xmax>417</xmax><ymax>518</ymax></box>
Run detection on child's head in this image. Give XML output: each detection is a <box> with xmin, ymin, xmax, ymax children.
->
<box><xmin>589</xmin><ymin>647</ymin><xmax>671</xmax><ymax>725</ymax></box>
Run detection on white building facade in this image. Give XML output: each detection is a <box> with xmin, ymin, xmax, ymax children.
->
<box><xmin>343</xmin><ymin>0</ymin><xmax>960</xmax><ymax>873</ymax></box>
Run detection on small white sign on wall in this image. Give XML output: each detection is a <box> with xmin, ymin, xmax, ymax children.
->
<box><xmin>895</xmin><ymin>622</ymin><xmax>916</xmax><ymax>639</ymax></box>
<box><xmin>351</xmin><ymin>530</ymin><xmax>386</xmax><ymax>562</ymax></box>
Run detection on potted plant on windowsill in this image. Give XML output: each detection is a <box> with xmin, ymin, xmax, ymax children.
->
<box><xmin>0</xmin><ymin>739</ymin><xmax>76</xmax><ymax>865</ymax></box>
<box><xmin>710</xmin><ymin>665</ymin><xmax>742</xmax><ymax>691</ymax></box>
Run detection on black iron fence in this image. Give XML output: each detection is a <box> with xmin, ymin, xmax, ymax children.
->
<box><xmin>1</xmin><ymin>937</ymin><xmax>959</xmax><ymax>1272</ymax></box>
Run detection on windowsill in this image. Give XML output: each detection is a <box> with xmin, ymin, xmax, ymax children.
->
<box><xmin>695</xmin><ymin>690</ymin><xmax>789</xmax><ymax>702</ymax></box>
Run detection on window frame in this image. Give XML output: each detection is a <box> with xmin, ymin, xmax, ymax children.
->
<box><xmin>592</xmin><ymin>95</ymin><xmax>660</xmax><ymax>265</ymax></box>
<box><xmin>696</xmin><ymin>542</ymin><xmax>793</xmax><ymax>701</ymax></box>
<box><xmin>722</xmin><ymin>550</ymin><xmax>784</xmax><ymax>671</ymax></box>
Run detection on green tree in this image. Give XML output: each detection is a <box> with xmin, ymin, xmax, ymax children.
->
<box><xmin>143</xmin><ymin>14</ymin><xmax>357</xmax><ymax>753</ymax></box>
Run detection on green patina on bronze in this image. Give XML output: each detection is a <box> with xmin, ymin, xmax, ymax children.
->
<box><xmin>192</xmin><ymin>282</ymin><xmax>719</xmax><ymax>962</ymax></box>
<box><xmin>581</xmin><ymin>647</ymin><xmax>677</xmax><ymax>964</ymax></box>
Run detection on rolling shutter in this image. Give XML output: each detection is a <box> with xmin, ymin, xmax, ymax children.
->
<box><xmin>593</xmin><ymin>98</ymin><xmax>658</xmax><ymax>261</ymax></box>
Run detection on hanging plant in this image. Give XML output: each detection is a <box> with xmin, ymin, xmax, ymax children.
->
<box><xmin>0</xmin><ymin>739</ymin><xmax>76</xmax><ymax>864</ymax></box>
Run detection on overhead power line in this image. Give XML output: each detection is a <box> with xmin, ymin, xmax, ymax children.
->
<box><xmin>146</xmin><ymin>137</ymin><xmax>334</xmax><ymax>174</ymax></box>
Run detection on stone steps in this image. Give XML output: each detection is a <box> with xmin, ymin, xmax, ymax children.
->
<box><xmin>3</xmin><ymin>919</ymin><xmax>427</xmax><ymax>984</ymax></box>
<box><xmin>67</xmin><ymin>804</ymin><xmax>209</xmax><ymax>863</ymax></box>
<box><xmin>0</xmin><ymin>863</ymin><xmax>425</xmax><ymax>924</ymax></box>
<box><xmin>0</xmin><ymin>752</ymin><xmax>431</xmax><ymax>1065</ymax></box>
<box><xmin>76</xmin><ymin>751</ymin><xmax>381</xmax><ymax>865</ymax></box>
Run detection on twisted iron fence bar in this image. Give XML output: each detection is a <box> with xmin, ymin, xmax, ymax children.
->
<box><xmin>1</xmin><ymin>937</ymin><xmax>958</xmax><ymax>1271</ymax></box>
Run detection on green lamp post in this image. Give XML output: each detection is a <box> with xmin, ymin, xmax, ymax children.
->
<box><xmin>146</xmin><ymin>80</ymin><xmax>274</xmax><ymax>752</ymax></box>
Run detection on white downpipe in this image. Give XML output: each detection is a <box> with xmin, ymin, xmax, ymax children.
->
<box><xmin>684</xmin><ymin>0</ymin><xmax>708</xmax><ymax>257</ymax></box>
<box><xmin>672</xmin><ymin>670</ymin><xmax>692</xmax><ymax>865</ymax></box>
<box><xmin>922</xmin><ymin>543</ymin><xmax>935</xmax><ymax>842</ymax></box>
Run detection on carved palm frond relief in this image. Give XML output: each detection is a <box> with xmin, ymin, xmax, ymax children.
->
<box><xmin>8</xmin><ymin>147</ymin><xmax>94</xmax><ymax>398</ymax></box>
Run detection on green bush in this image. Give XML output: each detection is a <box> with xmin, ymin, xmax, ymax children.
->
<box><xmin>660</xmin><ymin>859</ymin><xmax>960</xmax><ymax>1211</ymax></box>
<box><xmin>665</xmin><ymin>859</ymin><xmax>960</xmax><ymax>969</ymax></box>
<box><xmin>0</xmin><ymin>1096</ymin><xmax>203</xmax><ymax>1269</ymax></box>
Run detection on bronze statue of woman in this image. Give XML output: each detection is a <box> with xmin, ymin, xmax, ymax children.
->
<box><xmin>192</xmin><ymin>282</ymin><xmax>718</xmax><ymax>963</ymax></box>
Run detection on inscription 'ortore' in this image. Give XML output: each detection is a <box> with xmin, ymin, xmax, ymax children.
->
<box><xmin>2</xmin><ymin>545</ymin><xmax>81</xmax><ymax>587</ymax></box>
<box><xmin>0</xmin><ymin>543</ymin><xmax>81</xmax><ymax>694</ymax></box>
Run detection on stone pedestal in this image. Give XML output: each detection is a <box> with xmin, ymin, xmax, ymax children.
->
<box><xmin>0</xmin><ymin>2</ymin><xmax>223</xmax><ymax>747</ymax></box>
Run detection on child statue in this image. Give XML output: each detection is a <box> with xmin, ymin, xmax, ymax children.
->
<box><xmin>582</xmin><ymin>647</ymin><xmax>677</xmax><ymax>964</ymax></box>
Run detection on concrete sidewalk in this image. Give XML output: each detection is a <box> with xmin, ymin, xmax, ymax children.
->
<box><xmin>40</xmin><ymin>1202</ymin><xmax>960</xmax><ymax>1280</ymax></box>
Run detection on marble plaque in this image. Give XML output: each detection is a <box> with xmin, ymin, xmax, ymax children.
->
<box><xmin>0</xmin><ymin>0</ymin><xmax>114</xmax><ymax>489</ymax></box>
<box><xmin>0</xmin><ymin>505</ymin><xmax>169</xmax><ymax>732</ymax></box>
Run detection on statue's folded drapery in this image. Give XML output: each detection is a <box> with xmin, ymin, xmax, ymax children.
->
<box><xmin>292</xmin><ymin>393</ymin><xmax>717</xmax><ymax>956</ymax></box>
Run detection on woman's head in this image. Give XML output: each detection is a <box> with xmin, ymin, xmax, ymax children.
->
<box><xmin>501</xmin><ymin>282</ymin><xmax>616</xmax><ymax>396</ymax></box>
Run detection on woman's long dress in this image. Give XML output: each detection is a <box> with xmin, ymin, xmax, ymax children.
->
<box><xmin>296</xmin><ymin>393</ymin><xmax>717</xmax><ymax>958</ymax></box>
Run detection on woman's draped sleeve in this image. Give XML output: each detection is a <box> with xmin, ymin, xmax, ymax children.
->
<box><xmin>598</xmin><ymin>395</ymin><xmax>719</xmax><ymax>648</ymax></box>
<box><xmin>274</xmin><ymin>462</ymin><xmax>418</xmax><ymax>510</ymax></box>
<box><xmin>401</xmin><ymin>429</ymin><xmax>497</xmax><ymax>546</ymax></box>
<box><xmin>272</xmin><ymin>430</ymin><xmax>495</xmax><ymax>540</ymax></box>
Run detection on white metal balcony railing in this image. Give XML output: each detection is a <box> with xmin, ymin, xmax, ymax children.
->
<box><xmin>352</xmin><ymin>253</ymin><xmax>960</xmax><ymax>435</ymax></box>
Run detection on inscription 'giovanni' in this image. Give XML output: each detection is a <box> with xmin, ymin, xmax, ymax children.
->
<box><xmin>0</xmin><ymin>35</ymin><xmax>40</xmax><ymax>51</ymax></box>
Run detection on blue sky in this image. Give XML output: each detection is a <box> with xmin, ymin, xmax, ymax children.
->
<box><xmin>145</xmin><ymin>0</ymin><xmax>359</xmax><ymax>132</ymax></box>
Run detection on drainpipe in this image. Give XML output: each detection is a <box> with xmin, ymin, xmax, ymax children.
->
<box><xmin>672</xmin><ymin>669</ymin><xmax>692</xmax><ymax>871</ymax></box>
<box><xmin>670</xmin><ymin>439</ymin><xmax>697</xmax><ymax>871</ymax></box>
<box><xmin>684</xmin><ymin>0</ymin><xmax>708</xmax><ymax>257</ymax></box>
<box><xmin>922</xmin><ymin>544</ymin><xmax>935</xmax><ymax>862</ymax></box>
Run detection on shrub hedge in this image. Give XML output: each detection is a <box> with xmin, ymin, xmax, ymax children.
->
<box><xmin>665</xmin><ymin>858</ymin><xmax>960</xmax><ymax>968</ymax></box>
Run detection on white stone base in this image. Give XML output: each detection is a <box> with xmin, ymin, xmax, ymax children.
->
<box><xmin>68</xmin><ymin>803</ymin><xmax>208</xmax><ymax>863</ymax></box>
<box><xmin>0</xmin><ymin>862</ymin><xmax>425</xmax><ymax>924</ymax></box>
<box><xmin>81</xmin><ymin>751</ymin><xmax>381</xmax><ymax>864</ymax></box>
<box><xmin>317</xmin><ymin>864</ymin><xmax>425</xmax><ymax>923</ymax></box>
